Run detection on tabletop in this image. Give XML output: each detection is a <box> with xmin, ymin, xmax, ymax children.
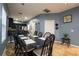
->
<box><xmin>24</xmin><ymin>39</ymin><xmax>35</xmax><ymax>44</ymax></box>
<box><xmin>19</xmin><ymin>36</ymin><xmax>29</xmax><ymax>40</ymax></box>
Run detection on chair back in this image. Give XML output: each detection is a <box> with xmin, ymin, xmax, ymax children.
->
<box><xmin>41</xmin><ymin>34</ymin><xmax>55</xmax><ymax>56</ymax></box>
<box><xmin>13</xmin><ymin>34</ymin><xmax>19</xmax><ymax>46</ymax></box>
<box><xmin>38</xmin><ymin>32</ymin><xmax>43</xmax><ymax>37</ymax></box>
<box><xmin>49</xmin><ymin>34</ymin><xmax>55</xmax><ymax>55</ymax></box>
<box><xmin>34</xmin><ymin>31</ymin><xmax>38</xmax><ymax>35</ymax></box>
<box><xmin>15</xmin><ymin>36</ymin><xmax>27</xmax><ymax>56</ymax></box>
<box><xmin>43</xmin><ymin>32</ymin><xmax>51</xmax><ymax>38</ymax></box>
<box><xmin>13</xmin><ymin>34</ymin><xmax>21</xmax><ymax>55</ymax></box>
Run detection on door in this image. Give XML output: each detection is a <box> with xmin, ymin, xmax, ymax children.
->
<box><xmin>44</xmin><ymin>20</ymin><xmax>55</xmax><ymax>34</ymax></box>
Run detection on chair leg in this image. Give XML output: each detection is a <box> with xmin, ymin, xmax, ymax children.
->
<box><xmin>23</xmin><ymin>52</ymin><xmax>28</xmax><ymax>56</ymax></box>
<box><xmin>67</xmin><ymin>44</ymin><xmax>70</xmax><ymax>47</ymax></box>
<box><xmin>67</xmin><ymin>40</ymin><xmax>70</xmax><ymax>47</ymax></box>
<box><xmin>15</xmin><ymin>45</ymin><xmax>21</xmax><ymax>56</ymax></box>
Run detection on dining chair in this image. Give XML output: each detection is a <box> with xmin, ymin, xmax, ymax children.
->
<box><xmin>17</xmin><ymin>39</ymin><xmax>28</xmax><ymax>56</ymax></box>
<box><xmin>13</xmin><ymin>34</ymin><xmax>21</xmax><ymax>56</ymax></box>
<box><xmin>33</xmin><ymin>34</ymin><xmax>55</xmax><ymax>56</ymax></box>
<box><xmin>43</xmin><ymin>32</ymin><xmax>51</xmax><ymax>38</ymax></box>
<box><xmin>38</xmin><ymin>32</ymin><xmax>43</xmax><ymax>37</ymax></box>
<box><xmin>38</xmin><ymin>32</ymin><xmax>51</xmax><ymax>41</ymax></box>
<box><xmin>16</xmin><ymin>38</ymin><xmax>35</xmax><ymax>56</ymax></box>
<box><xmin>36</xmin><ymin>32</ymin><xmax>51</xmax><ymax>49</ymax></box>
<box><xmin>13</xmin><ymin>32</ymin><xmax>25</xmax><ymax>56</ymax></box>
<box><xmin>8</xmin><ymin>29</ymin><xmax>14</xmax><ymax>43</ymax></box>
<box><xmin>48</xmin><ymin>34</ymin><xmax>55</xmax><ymax>55</ymax></box>
<box><xmin>34</xmin><ymin>31</ymin><xmax>38</xmax><ymax>35</ymax></box>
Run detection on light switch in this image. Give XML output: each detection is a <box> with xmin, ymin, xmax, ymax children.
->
<box><xmin>71</xmin><ymin>29</ymin><xmax>74</xmax><ymax>32</ymax></box>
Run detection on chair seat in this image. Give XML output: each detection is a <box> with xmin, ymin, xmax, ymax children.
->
<box><xmin>33</xmin><ymin>48</ymin><xmax>42</xmax><ymax>56</ymax></box>
<box><xmin>27</xmin><ymin>48</ymin><xmax>35</xmax><ymax>52</ymax></box>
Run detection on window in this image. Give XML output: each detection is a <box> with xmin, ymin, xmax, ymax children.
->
<box><xmin>2</xmin><ymin>5</ymin><xmax>7</xmax><ymax>43</ymax></box>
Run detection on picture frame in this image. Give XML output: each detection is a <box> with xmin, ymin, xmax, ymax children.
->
<box><xmin>64</xmin><ymin>15</ymin><xmax>72</xmax><ymax>23</ymax></box>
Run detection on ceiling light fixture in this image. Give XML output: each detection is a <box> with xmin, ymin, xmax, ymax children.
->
<box><xmin>64</xmin><ymin>3</ymin><xmax>68</xmax><ymax>6</ymax></box>
<box><xmin>43</xmin><ymin>8</ymin><xmax>50</xmax><ymax>13</ymax></box>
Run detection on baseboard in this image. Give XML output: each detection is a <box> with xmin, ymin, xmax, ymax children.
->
<box><xmin>55</xmin><ymin>41</ymin><xmax>79</xmax><ymax>48</ymax></box>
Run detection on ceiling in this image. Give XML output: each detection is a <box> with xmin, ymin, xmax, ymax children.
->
<box><xmin>7</xmin><ymin>3</ymin><xmax>79</xmax><ymax>21</ymax></box>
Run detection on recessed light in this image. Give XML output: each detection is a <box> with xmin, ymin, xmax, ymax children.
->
<box><xmin>21</xmin><ymin>3</ymin><xmax>24</xmax><ymax>6</ymax></box>
<box><xmin>15</xmin><ymin>18</ymin><xmax>18</xmax><ymax>20</ymax></box>
<box><xmin>64</xmin><ymin>3</ymin><xmax>68</xmax><ymax>6</ymax></box>
<box><xmin>18</xmin><ymin>12</ymin><xmax>22</xmax><ymax>15</ymax></box>
<box><xmin>25</xmin><ymin>17</ymin><xmax>27</xmax><ymax>19</ymax></box>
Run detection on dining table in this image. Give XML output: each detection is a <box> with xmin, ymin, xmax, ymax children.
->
<box><xmin>18</xmin><ymin>35</ymin><xmax>36</xmax><ymax>49</ymax></box>
<box><xmin>18</xmin><ymin>35</ymin><xmax>46</xmax><ymax>53</ymax></box>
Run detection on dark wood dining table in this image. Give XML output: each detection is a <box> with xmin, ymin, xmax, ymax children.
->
<box><xmin>18</xmin><ymin>35</ymin><xmax>45</xmax><ymax>50</ymax></box>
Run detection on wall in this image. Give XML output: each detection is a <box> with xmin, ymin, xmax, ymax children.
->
<box><xmin>59</xmin><ymin>6</ymin><xmax>79</xmax><ymax>45</ymax></box>
<box><xmin>29</xmin><ymin>13</ymin><xmax>61</xmax><ymax>40</ymax></box>
<box><xmin>0</xmin><ymin>3</ymin><xmax>2</xmax><ymax>55</ymax></box>
<box><xmin>28</xmin><ymin>6</ymin><xmax>79</xmax><ymax>46</ymax></box>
